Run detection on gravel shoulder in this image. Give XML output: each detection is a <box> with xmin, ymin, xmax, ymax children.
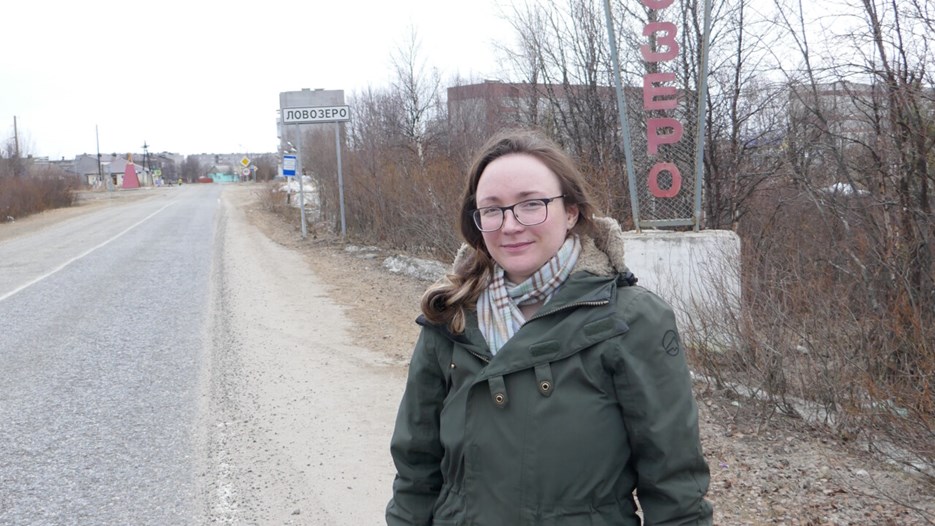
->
<box><xmin>197</xmin><ymin>185</ymin><xmax>407</xmax><ymax>525</ymax></box>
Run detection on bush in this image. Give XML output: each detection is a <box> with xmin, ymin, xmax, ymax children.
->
<box><xmin>0</xmin><ymin>176</ymin><xmax>76</xmax><ymax>220</ymax></box>
<box><xmin>687</xmin><ymin>182</ymin><xmax>934</xmax><ymax>478</ymax></box>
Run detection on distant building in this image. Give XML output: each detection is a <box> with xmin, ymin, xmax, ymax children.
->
<box><xmin>101</xmin><ymin>156</ymin><xmax>143</xmax><ymax>188</ymax></box>
<box><xmin>42</xmin><ymin>155</ymin><xmax>101</xmax><ymax>185</ymax></box>
<box><xmin>447</xmin><ymin>81</ymin><xmax>532</xmax><ymax>136</ymax></box>
<box><xmin>446</xmin><ymin>80</ymin><xmax>624</xmax><ymax>138</ymax></box>
<box><xmin>788</xmin><ymin>81</ymin><xmax>880</xmax><ymax>148</ymax></box>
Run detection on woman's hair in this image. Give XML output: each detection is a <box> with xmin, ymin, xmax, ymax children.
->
<box><xmin>421</xmin><ymin>128</ymin><xmax>601</xmax><ymax>333</ymax></box>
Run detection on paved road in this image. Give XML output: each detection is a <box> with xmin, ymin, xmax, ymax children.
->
<box><xmin>0</xmin><ymin>186</ymin><xmax>221</xmax><ymax>525</ymax></box>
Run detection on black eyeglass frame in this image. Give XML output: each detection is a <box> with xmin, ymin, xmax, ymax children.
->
<box><xmin>471</xmin><ymin>195</ymin><xmax>566</xmax><ymax>232</ymax></box>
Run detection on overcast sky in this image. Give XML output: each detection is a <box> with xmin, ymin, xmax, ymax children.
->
<box><xmin>1</xmin><ymin>0</ymin><xmax>515</xmax><ymax>159</ymax></box>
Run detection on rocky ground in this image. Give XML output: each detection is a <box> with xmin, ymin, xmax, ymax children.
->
<box><xmin>243</xmin><ymin>184</ymin><xmax>934</xmax><ymax>526</ymax></box>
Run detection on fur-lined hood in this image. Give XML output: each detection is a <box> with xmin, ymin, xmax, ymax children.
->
<box><xmin>452</xmin><ymin>216</ymin><xmax>630</xmax><ymax>278</ymax></box>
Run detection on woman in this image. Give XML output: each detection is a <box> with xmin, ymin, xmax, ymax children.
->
<box><xmin>387</xmin><ymin>130</ymin><xmax>713</xmax><ymax>525</ymax></box>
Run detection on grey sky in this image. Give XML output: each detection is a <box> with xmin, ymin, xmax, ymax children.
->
<box><xmin>1</xmin><ymin>0</ymin><xmax>513</xmax><ymax>159</ymax></box>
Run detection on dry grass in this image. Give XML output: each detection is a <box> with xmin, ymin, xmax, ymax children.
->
<box><xmin>0</xmin><ymin>176</ymin><xmax>76</xmax><ymax>221</ymax></box>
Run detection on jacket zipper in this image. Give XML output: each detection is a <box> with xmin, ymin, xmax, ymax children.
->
<box><xmin>527</xmin><ymin>299</ymin><xmax>609</xmax><ymax>323</ymax></box>
<box><xmin>464</xmin><ymin>300</ymin><xmax>610</xmax><ymax>365</ymax></box>
<box><xmin>467</xmin><ymin>349</ymin><xmax>491</xmax><ymax>364</ymax></box>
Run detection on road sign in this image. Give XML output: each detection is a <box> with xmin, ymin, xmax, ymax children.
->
<box><xmin>241</xmin><ymin>156</ymin><xmax>250</xmax><ymax>167</ymax></box>
<box><xmin>281</xmin><ymin>105</ymin><xmax>350</xmax><ymax>124</ymax></box>
<box><xmin>241</xmin><ymin>167</ymin><xmax>250</xmax><ymax>176</ymax></box>
<box><xmin>283</xmin><ymin>155</ymin><xmax>297</xmax><ymax>176</ymax></box>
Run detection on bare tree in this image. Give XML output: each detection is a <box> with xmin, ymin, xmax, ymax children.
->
<box><xmin>498</xmin><ymin>0</ymin><xmax>629</xmax><ymax>218</ymax></box>
<box><xmin>716</xmin><ymin>0</ymin><xmax>935</xmax><ymax>471</ymax></box>
<box><xmin>390</xmin><ymin>25</ymin><xmax>442</xmax><ymax>167</ymax></box>
<box><xmin>444</xmin><ymin>74</ymin><xmax>494</xmax><ymax>168</ymax></box>
<box><xmin>180</xmin><ymin>155</ymin><xmax>203</xmax><ymax>183</ymax></box>
<box><xmin>253</xmin><ymin>154</ymin><xmax>278</xmax><ymax>182</ymax></box>
<box><xmin>331</xmin><ymin>37</ymin><xmax>461</xmax><ymax>256</ymax></box>
<box><xmin>0</xmin><ymin>136</ymin><xmax>30</xmax><ymax>179</ymax></box>
<box><xmin>683</xmin><ymin>0</ymin><xmax>788</xmax><ymax>229</ymax></box>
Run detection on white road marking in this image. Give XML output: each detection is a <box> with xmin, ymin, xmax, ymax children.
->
<box><xmin>0</xmin><ymin>201</ymin><xmax>176</xmax><ymax>303</ymax></box>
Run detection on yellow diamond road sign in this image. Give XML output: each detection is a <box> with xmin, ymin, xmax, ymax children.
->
<box><xmin>241</xmin><ymin>156</ymin><xmax>250</xmax><ymax>167</ymax></box>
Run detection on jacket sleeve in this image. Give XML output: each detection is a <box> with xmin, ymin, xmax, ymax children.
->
<box><xmin>609</xmin><ymin>289</ymin><xmax>714</xmax><ymax>525</ymax></box>
<box><xmin>386</xmin><ymin>328</ymin><xmax>448</xmax><ymax>526</ymax></box>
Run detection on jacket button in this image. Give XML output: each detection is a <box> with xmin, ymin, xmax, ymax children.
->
<box><xmin>449</xmin><ymin>362</ymin><xmax>456</xmax><ymax>369</ymax></box>
<box><xmin>540</xmin><ymin>381</ymin><xmax>551</xmax><ymax>392</ymax></box>
<box><xmin>494</xmin><ymin>393</ymin><xmax>505</xmax><ymax>405</ymax></box>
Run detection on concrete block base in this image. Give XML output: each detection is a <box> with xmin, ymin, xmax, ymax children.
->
<box><xmin>621</xmin><ymin>229</ymin><xmax>741</xmax><ymax>348</ymax></box>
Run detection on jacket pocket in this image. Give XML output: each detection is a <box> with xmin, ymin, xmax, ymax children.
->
<box><xmin>432</xmin><ymin>484</ymin><xmax>465</xmax><ymax>523</ymax></box>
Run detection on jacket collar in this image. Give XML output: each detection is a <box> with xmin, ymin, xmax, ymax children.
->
<box><xmin>461</xmin><ymin>273</ymin><xmax>629</xmax><ymax>377</ymax></box>
<box><xmin>417</xmin><ymin>270</ymin><xmax>621</xmax><ymax>363</ymax></box>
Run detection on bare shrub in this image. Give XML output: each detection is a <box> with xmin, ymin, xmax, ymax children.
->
<box><xmin>335</xmin><ymin>134</ymin><xmax>462</xmax><ymax>258</ymax></box>
<box><xmin>0</xmin><ymin>173</ymin><xmax>76</xmax><ymax>220</ymax></box>
<box><xmin>685</xmin><ymin>180</ymin><xmax>934</xmax><ymax>479</ymax></box>
<box><xmin>258</xmin><ymin>182</ymin><xmax>309</xmax><ymax>237</ymax></box>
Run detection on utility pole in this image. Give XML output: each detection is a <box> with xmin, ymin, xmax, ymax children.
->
<box><xmin>96</xmin><ymin>125</ymin><xmax>103</xmax><ymax>187</ymax></box>
<box><xmin>13</xmin><ymin>116</ymin><xmax>19</xmax><ymax>159</ymax></box>
<box><xmin>12</xmin><ymin>116</ymin><xmax>21</xmax><ymax>177</ymax></box>
<box><xmin>142</xmin><ymin>141</ymin><xmax>149</xmax><ymax>183</ymax></box>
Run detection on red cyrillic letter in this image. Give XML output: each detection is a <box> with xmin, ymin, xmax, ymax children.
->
<box><xmin>641</xmin><ymin>0</ymin><xmax>674</xmax><ymax>8</ymax></box>
<box><xmin>643</xmin><ymin>72</ymin><xmax>678</xmax><ymax>110</ymax></box>
<box><xmin>647</xmin><ymin>162</ymin><xmax>682</xmax><ymax>198</ymax></box>
<box><xmin>641</xmin><ymin>22</ymin><xmax>679</xmax><ymax>62</ymax></box>
<box><xmin>647</xmin><ymin>118</ymin><xmax>683</xmax><ymax>155</ymax></box>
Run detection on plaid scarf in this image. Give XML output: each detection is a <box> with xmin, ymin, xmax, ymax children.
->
<box><xmin>477</xmin><ymin>235</ymin><xmax>581</xmax><ymax>355</ymax></box>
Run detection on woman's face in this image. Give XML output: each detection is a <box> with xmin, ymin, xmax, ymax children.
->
<box><xmin>475</xmin><ymin>153</ymin><xmax>578</xmax><ymax>284</ymax></box>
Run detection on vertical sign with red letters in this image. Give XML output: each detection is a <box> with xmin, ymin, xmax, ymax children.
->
<box><xmin>605</xmin><ymin>0</ymin><xmax>712</xmax><ymax>229</ymax></box>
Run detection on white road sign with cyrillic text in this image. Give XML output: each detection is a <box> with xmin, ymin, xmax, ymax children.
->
<box><xmin>282</xmin><ymin>106</ymin><xmax>350</xmax><ymax>124</ymax></box>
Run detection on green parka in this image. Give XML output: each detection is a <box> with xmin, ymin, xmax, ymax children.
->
<box><xmin>387</xmin><ymin>218</ymin><xmax>713</xmax><ymax>525</ymax></box>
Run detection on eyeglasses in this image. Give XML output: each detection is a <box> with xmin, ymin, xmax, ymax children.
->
<box><xmin>471</xmin><ymin>195</ymin><xmax>565</xmax><ymax>232</ymax></box>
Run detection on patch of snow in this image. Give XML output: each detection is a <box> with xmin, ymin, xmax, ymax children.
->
<box><xmin>822</xmin><ymin>182</ymin><xmax>869</xmax><ymax>196</ymax></box>
<box><xmin>382</xmin><ymin>255</ymin><xmax>447</xmax><ymax>282</ymax></box>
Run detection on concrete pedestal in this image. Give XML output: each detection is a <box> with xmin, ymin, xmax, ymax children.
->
<box><xmin>621</xmin><ymin>229</ymin><xmax>741</xmax><ymax>348</ymax></box>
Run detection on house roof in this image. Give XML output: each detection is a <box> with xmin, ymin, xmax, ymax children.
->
<box><xmin>101</xmin><ymin>158</ymin><xmax>142</xmax><ymax>174</ymax></box>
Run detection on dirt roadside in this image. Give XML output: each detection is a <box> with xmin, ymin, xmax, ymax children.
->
<box><xmin>197</xmin><ymin>185</ymin><xmax>411</xmax><ymax>525</ymax></box>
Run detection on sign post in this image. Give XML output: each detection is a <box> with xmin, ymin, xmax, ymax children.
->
<box><xmin>279</xmin><ymin>104</ymin><xmax>351</xmax><ymax>239</ymax></box>
<box><xmin>603</xmin><ymin>0</ymin><xmax>712</xmax><ymax>231</ymax></box>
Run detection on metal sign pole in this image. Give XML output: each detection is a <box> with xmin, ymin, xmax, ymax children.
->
<box><xmin>692</xmin><ymin>0</ymin><xmax>714</xmax><ymax>231</ymax></box>
<box><xmin>295</xmin><ymin>124</ymin><xmax>308</xmax><ymax>239</ymax></box>
<box><xmin>335</xmin><ymin>125</ymin><xmax>346</xmax><ymax>239</ymax></box>
<box><xmin>603</xmin><ymin>0</ymin><xmax>641</xmax><ymax>232</ymax></box>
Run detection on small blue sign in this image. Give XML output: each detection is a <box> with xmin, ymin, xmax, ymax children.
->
<box><xmin>283</xmin><ymin>154</ymin><xmax>297</xmax><ymax>177</ymax></box>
